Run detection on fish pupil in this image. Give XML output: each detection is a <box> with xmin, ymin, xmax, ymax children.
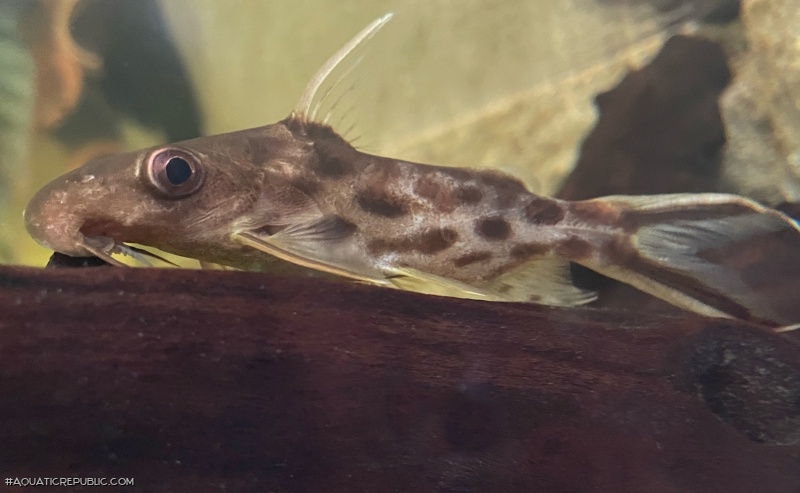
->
<box><xmin>165</xmin><ymin>157</ymin><xmax>192</xmax><ymax>185</ymax></box>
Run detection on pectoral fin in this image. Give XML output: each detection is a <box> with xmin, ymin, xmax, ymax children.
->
<box><xmin>233</xmin><ymin>215</ymin><xmax>390</xmax><ymax>286</ymax></box>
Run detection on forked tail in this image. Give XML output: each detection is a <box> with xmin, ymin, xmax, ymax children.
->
<box><xmin>575</xmin><ymin>194</ymin><xmax>800</xmax><ymax>326</ymax></box>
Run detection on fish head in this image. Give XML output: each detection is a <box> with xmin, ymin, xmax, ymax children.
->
<box><xmin>24</xmin><ymin>122</ymin><xmax>311</xmax><ymax>261</ymax></box>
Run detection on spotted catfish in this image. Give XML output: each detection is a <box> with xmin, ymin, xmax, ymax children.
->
<box><xmin>24</xmin><ymin>14</ymin><xmax>800</xmax><ymax>327</ymax></box>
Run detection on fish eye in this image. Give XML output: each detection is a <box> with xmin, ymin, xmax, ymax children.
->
<box><xmin>143</xmin><ymin>147</ymin><xmax>205</xmax><ymax>198</ymax></box>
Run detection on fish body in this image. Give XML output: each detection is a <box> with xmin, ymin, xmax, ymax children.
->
<box><xmin>23</xmin><ymin>14</ymin><xmax>800</xmax><ymax>327</ymax></box>
<box><xmin>26</xmin><ymin>117</ymin><xmax>587</xmax><ymax>281</ymax></box>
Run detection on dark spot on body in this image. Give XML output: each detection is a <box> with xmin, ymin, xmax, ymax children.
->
<box><xmin>418</xmin><ymin>228</ymin><xmax>459</xmax><ymax>254</ymax></box>
<box><xmin>455</xmin><ymin>186</ymin><xmax>483</xmax><ymax>204</ymax></box>
<box><xmin>301</xmin><ymin>121</ymin><xmax>362</xmax><ymax>178</ymax></box>
<box><xmin>510</xmin><ymin>243</ymin><xmax>550</xmax><ymax>259</ymax></box>
<box><xmin>555</xmin><ymin>236</ymin><xmax>593</xmax><ymax>260</ymax></box>
<box><xmin>480</xmin><ymin>171</ymin><xmax>527</xmax><ymax>208</ymax></box>
<box><xmin>453</xmin><ymin>251</ymin><xmax>493</xmax><ymax>267</ymax></box>
<box><xmin>371</xmin><ymin>159</ymin><xmax>404</xmax><ymax>182</ymax></box>
<box><xmin>357</xmin><ymin>189</ymin><xmax>408</xmax><ymax>218</ymax></box>
<box><xmin>524</xmin><ymin>198</ymin><xmax>565</xmax><ymax>225</ymax></box>
<box><xmin>366</xmin><ymin>239</ymin><xmax>397</xmax><ymax>255</ymax></box>
<box><xmin>475</xmin><ymin>217</ymin><xmax>511</xmax><ymax>240</ymax></box>
<box><xmin>315</xmin><ymin>155</ymin><xmax>354</xmax><ymax>178</ymax></box>
<box><xmin>480</xmin><ymin>171</ymin><xmax>527</xmax><ymax>193</ymax></box>
<box><xmin>414</xmin><ymin>179</ymin><xmax>441</xmax><ymax>201</ymax></box>
<box><xmin>305</xmin><ymin>121</ymin><xmax>349</xmax><ymax>141</ymax></box>
<box><xmin>367</xmin><ymin>228</ymin><xmax>458</xmax><ymax>256</ymax></box>
<box><xmin>414</xmin><ymin>178</ymin><xmax>458</xmax><ymax>213</ymax></box>
<box><xmin>441</xmin><ymin>167</ymin><xmax>473</xmax><ymax>181</ymax></box>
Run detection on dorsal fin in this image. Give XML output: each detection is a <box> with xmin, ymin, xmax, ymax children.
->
<box><xmin>293</xmin><ymin>13</ymin><xmax>393</xmax><ymax>120</ymax></box>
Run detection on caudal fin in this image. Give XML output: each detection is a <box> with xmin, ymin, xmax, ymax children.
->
<box><xmin>579</xmin><ymin>194</ymin><xmax>800</xmax><ymax>326</ymax></box>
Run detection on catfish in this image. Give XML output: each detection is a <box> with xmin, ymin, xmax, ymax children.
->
<box><xmin>24</xmin><ymin>14</ymin><xmax>800</xmax><ymax>328</ymax></box>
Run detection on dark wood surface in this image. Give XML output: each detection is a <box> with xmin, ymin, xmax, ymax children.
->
<box><xmin>1</xmin><ymin>264</ymin><xmax>799</xmax><ymax>492</ymax></box>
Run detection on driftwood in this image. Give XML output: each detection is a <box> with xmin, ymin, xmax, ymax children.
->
<box><xmin>1</xmin><ymin>264</ymin><xmax>800</xmax><ymax>492</ymax></box>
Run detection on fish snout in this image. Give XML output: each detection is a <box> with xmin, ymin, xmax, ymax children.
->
<box><xmin>24</xmin><ymin>180</ymin><xmax>93</xmax><ymax>257</ymax></box>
